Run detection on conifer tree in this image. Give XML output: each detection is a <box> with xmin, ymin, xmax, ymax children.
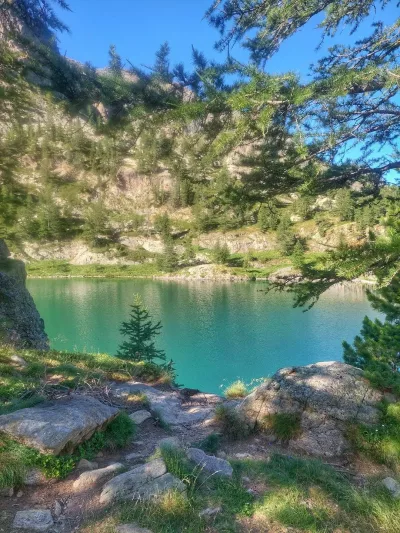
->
<box><xmin>117</xmin><ymin>295</ymin><xmax>166</xmax><ymax>364</ymax></box>
<box><xmin>108</xmin><ymin>45</ymin><xmax>123</xmax><ymax>77</ymax></box>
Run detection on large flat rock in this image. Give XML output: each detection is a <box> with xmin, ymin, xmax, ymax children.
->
<box><xmin>13</xmin><ymin>509</ymin><xmax>54</xmax><ymax>531</ymax></box>
<box><xmin>100</xmin><ymin>458</ymin><xmax>186</xmax><ymax>504</ymax></box>
<box><xmin>112</xmin><ymin>382</ymin><xmax>214</xmax><ymax>426</ymax></box>
<box><xmin>0</xmin><ymin>395</ymin><xmax>119</xmax><ymax>455</ymax></box>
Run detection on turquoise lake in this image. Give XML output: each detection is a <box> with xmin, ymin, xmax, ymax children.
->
<box><xmin>27</xmin><ymin>279</ymin><xmax>381</xmax><ymax>393</ymax></box>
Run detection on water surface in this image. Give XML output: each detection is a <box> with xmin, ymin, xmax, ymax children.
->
<box><xmin>27</xmin><ymin>279</ymin><xmax>381</xmax><ymax>393</ymax></box>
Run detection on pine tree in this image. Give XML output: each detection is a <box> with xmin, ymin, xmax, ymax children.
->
<box><xmin>335</xmin><ymin>189</ymin><xmax>354</xmax><ymax>222</ymax></box>
<box><xmin>291</xmin><ymin>240</ymin><xmax>305</xmax><ymax>269</ymax></box>
<box><xmin>83</xmin><ymin>200</ymin><xmax>108</xmax><ymax>246</ymax></box>
<box><xmin>108</xmin><ymin>45</ymin><xmax>123</xmax><ymax>77</ymax></box>
<box><xmin>157</xmin><ymin>237</ymin><xmax>178</xmax><ymax>272</ymax></box>
<box><xmin>212</xmin><ymin>241</ymin><xmax>230</xmax><ymax>264</ymax></box>
<box><xmin>276</xmin><ymin>217</ymin><xmax>297</xmax><ymax>256</ymax></box>
<box><xmin>117</xmin><ymin>295</ymin><xmax>166</xmax><ymax>364</ymax></box>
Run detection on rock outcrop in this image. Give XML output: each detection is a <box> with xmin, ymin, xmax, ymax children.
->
<box><xmin>0</xmin><ymin>395</ymin><xmax>119</xmax><ymax>455</ymax></box>
<box><xmin>238</xmin><ymin>361</ymin><xmax>382</xmax><ymax>457</ymax></box>
<box><xmin>0</xmin><ymin>239</ymin><xmax>48</xmax><ymax>349</ymax></box>
<box><xmin>99</xmin><ymin>458</ymin><xmax>186</xmax><ymax>504</ymax></box>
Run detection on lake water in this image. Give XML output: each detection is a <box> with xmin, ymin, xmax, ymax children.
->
<box><xmin>27</xmin><ymin>279</ymin><xmax>381</xmax><ymax>393</ymax></box>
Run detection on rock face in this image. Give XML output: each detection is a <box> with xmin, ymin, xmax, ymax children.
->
<box><xmin>187</xmin><ymin>448</ymin><xmax>233</xmax><ymax>477</ymax></box>
<box><xmin>0</xmin><ymin>395</ymin><xmax>119</xmax><ymax>455</ymax></box>
<box><xmin>13</xmin><ymin>509</ymin><xmax>54</xmax><ymax>531</ymax></box>
<box><xmin>238</xmin><ymin>361</ymin><xmax>382</xmax><ymax>457</ymax></box>
<box><xmin>129</xmin><ymin>410</ymin><xmax>152</xmax><ymax>424</ymax></box>
<box><xmin>0</xmin><ymin>239</ymin><xmax>48</xmax><ymax>350</ymax></box>
<box><xmin>99</xmin><ymin>458</ymin><xmax>186</xmax><ymax>504</ymax></box>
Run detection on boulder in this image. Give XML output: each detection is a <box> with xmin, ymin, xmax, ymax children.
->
<box><xmin>73</xmin><ymin>463</ymin><xmax>123</xmax><ymax>490</ymax></box>
<box><xmin>112</xmin><ymin>382</ymin><xmax>213</xmax><ymax>426</ymax></box>
<box><xmin>0</xmin><ymin>253</ymin><xmax>48</xmax><ymax>350</ymax></box>
<box><xmin>129</xmin><ymin>410</ymin><xmax>152</xmax><ymax>424</ymax></box>
<box><xmin>187</xmin><ymin>448</ymin><xmax>233</xmax><ymax>477</ymax></box>
<box><xmin>77</xmin><ymin>458</ymin><xmax>99</xmax><ymax>470</ymax></box>
<box><xmin>0</xmin><ymin>395</ymin><xmax>119</xmax><ymax>455</ymax></box>
<box><xmin>382</xmin><ymin>477</ymin><xmax>400</xmax><ymax>499</ymax></box>
<box><xmin>13</xmin><ymin>509</ymin><xmax>54</xmax><ymax>531</ymax></box>
<box><xmin>238</xmin><ymin>361</ymin><xmax>382</xmax><ymax>457</ymax></box>
<box><xmin>99</xmin><ymin>458</ymin><xmax>186</xmax><ymax>504</ymax></box>
<box><xmin>24</xmin><ymin>468</ymin><xmax>47</xmax><ymax>486</ymax></box>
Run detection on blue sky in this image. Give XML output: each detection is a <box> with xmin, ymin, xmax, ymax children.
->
<box><xmin>55</xmin><ymin>0</ymin><xmax>397</xmax><ymax>79</ymax></box>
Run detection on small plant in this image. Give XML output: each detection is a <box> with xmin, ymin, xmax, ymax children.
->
<box><xmin>152</xmin><ymin>409</ymin><xmax>171</xmax><ymax>431</ymax></box>
<box><xmin>261</xmin><ymin>413</ymin><xmax>302</xmax><ymax>442</ymax></box>
<box><xmin>194</xmin><ymin>433</ymin><xmax>221</xmax><ymax>454</ymax></box>
<box><xmin>160</xmin><ymin>446</ymin><xmax>201</xmax><ymax>494</ymax></box>
<box><xmin>224</xmin><ymin>380</ymin><xmax>249</xmax><ymax>399</ymax></box>
<box><xmin>214</xmin><ymin>405</ymin><xmax>251</xmax><ymax>441</ymax></box>
<box><xmin>211</xmin><ymin>240</ymin><xmax>230</xmax><ymax>264</ymax></box>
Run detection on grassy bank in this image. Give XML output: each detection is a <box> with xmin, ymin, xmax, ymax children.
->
<box><xmin>0</xmin><ymin>345</ymin><xmax>167</xmax><ymax>416</ymax></box>
<box><xmin>80</xmin><ymin>452</ymin><xmax>400</xmax><ymax>533</ymax></box>
<box><xmin>25</xmin><ymin>252</ymin><xmax>326</xmax><ymax>280</ymax></box>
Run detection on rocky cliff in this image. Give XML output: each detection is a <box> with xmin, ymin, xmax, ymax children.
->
<box><xmin>0</xmin><ymin>239</ymin><xmax>48</xmax><ymax>349</ymax></box>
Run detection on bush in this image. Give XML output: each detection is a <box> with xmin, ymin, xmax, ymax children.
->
<box><xmin>214</xmin><ymin>405</ymin><xmax>251</xmax><ymax>441</ymax></box>
<box><xmin>224</xmin><ymin>380</ymin><xmax>249</xmax><ymax>399</ymax></box>
<box><xmin>211</xmin><ymin>240</ymin><xmax>230</xmax><ymax>264</ymax></box>
<box><xmin>194</xmin><ymin>433</ymin><xmax>221</xmax><ymax>454</ymax></box>
<box><xmin>261</xmin><ymin>413</ymin><xmax>301</xmax><ymax>442</ymax></box>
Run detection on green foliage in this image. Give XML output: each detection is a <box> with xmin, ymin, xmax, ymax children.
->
<box><xmin>335</xmin><ymin>189</ymin><xmax>355</xmax><ymax>222</ymax></box>
<box><xmin>293</xmin><ymin>196</ymin><xmax>313</xmax><ymax>220</ymax></box>
<box><xmin>153</xmin><ymin>213</ymin><xmax>171</xmax><ymax>237</ymax></box>
<box><xmin>83</xmin><ymin>201</ymin><xmax>109</xmax><ymax>246</ymax></box>
<box><xmin>347</xmin><ymin>402</ymin><xmax>400</xmax><ymax>468</ymax></box>
<box><xmin>211</xmin><ymin>240</ymin><xmax>230</xmax><ymax>264</ymax></box>
<box><xmin>194</xmin><ymin>433</ymin><xmax>221</xmax><ymax>454</ymax></box>
<box><xmin>276</xmin><ymin>216</ymin><xmax>297</xmax><ymax>256</ymax></box>
<box><xmin>291</xmin><ymin>240</ymin><xmax>306</xmax><ymax>269</ymax></box>
<box><xmin>157</xmin><ymin>237</ymin><xmax>178</xmax><ymax>272</ymax></box>
<box><xmin>262</xmin><ymin>413</ymin><xmax>302</xmax><ymax>442</ymax></box>
<box><xmin>118</xmin><ymin>294</ymin><xmax>166</xmax><ymax>364</ymax></box>
<box><xmin>258</xmin><ymin>203</ymin><xmax>279</xmax><ymax>231</ymax></box>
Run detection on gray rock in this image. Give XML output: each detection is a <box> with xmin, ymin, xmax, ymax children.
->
<box><xmin>116</xmin><ymin>525</ymin><xmax>154</xmax><ymax>533</ymax></box>
<box><xmin>24</xmin><ymin>468</ymin><xmax>47</xmax><ymax>486</ymax></box>
<box><xmin>112</xmin><ymin>382</ymin><xmax>213</xmax><ymax>426</ymax></box>
<box><xmin>199</xmin><ymin>507</ymin><xmax>221</xmax><ymax>519</ymax></box>
<box><xmin>0</xmin><ymin>256</ymin><xmax>49</xmax><ymax>350</ymax></box>
<box><xmin>0</xmin><ymin>395</ymin><xmax>119</xmax><ymax>455</ymax></box>
<box><xmin>10</xmin><ymin>354</ymin><xmax>28</xmax><ymax>367</ymax></box>
<box><xmin>16</xmin><ymin>490</ymin><xmax>23</xmax><ymax>498</ymax></box>
<box><xmin>53</xmin><ymin>500</ymin><xmax>62</xmax><ymax>517</ymax></box>
<box><xmin>73</xmin><ymin>463</ymin><xmax>123</xmax><ymax>490</ymax></box>
<box><xmin>187</xmin><ymin>448</ymin><xmax>233</xmax><ymax>477</ymax></box>
<box><xmin>77</xmin><ymin>459</ymin><xmax>99</xmax><ymax>470</ymax></box>
<box><xmin>125</xmin><ymin>452</ymin><xmax>144</xmax><ymax>461</ymax></box>
<box><xmin>99</xmin><ymin>458</ymin><xmax>186</xmax><ymax>504</ymax></box>
<box><xmin>382</xmin><ymin>477</ymin><xmax>400</xmax><ymax>498</ymax></box>
<box><xmin>158</xmin><ymin>437</ymin><xmax>181</xmax><ymax>450</ymax></box>
<box><xmin>129</xmin><ymin>410</ymin><xmax>152</xmax><ymax>424</ymax></box>
<box><xmin>13</xmin><ymin>509</ymin><xmax>54</xmax><ymax>531</ymax></box>
<box><xmin>238</xmin><ymin>361</ymin><xmax>383</xmax><ymax>457</ymax></box>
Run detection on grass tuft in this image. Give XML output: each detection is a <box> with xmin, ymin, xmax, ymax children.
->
<box><xmin>261</xmin><ymin>412</ymin><xmax>302</xmax><ymax>441</ymax></box>
<box><xmin>214</xmin><ymin>404</ymin><xmax>251</xmax><ymax>440</ymax></box>
<box><xmin>224</xmin><ymin>380</ymin><xmax>249</xmax><ymax>399</ymax></box>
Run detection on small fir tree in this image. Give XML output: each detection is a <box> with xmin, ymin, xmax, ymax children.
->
<box><xmin>212</xmin><ymin>240</ymin><xmax>230</xmax><ymax>264</ymax></box>
<box><xmin>118</xmin><ymin>295</ymin><xmax>166</xmax><ymax>364</ymax></box>
<box><xmin>291</xmin><ymin>240</ymin><xmax>305</xmax><ymax>269</ymax></box>
<box><xmin>335</xmin><ymin>189</ymin><xmax>355</xmax><ymax>222</ymax></box>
